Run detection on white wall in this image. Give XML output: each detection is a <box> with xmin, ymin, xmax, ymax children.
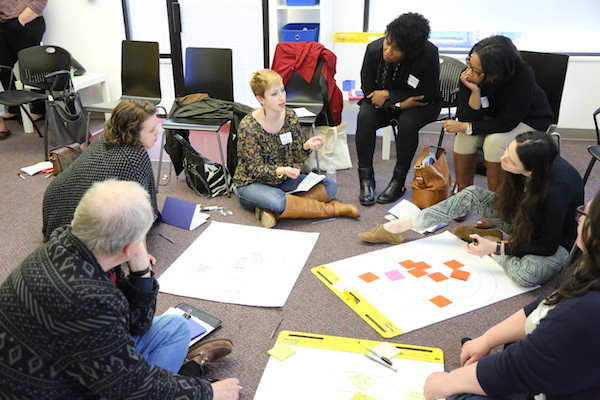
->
<box><xmin>40</xmin><ymin>0</ymin><xmax>599</xmax><ymax>131</ymax></box>
<box><xmin>42</xmin><ymin>0</ymin><xmax>125</xmax><ymax>105</ymax></box>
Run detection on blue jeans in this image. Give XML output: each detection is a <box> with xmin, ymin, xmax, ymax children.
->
<box><xmin>235</xmin><ymin>175</ymin><xmax>337</xmax><ymax>214</ymax></box>
<box><xmin>411</xmin><ymin>185</ymin><xmax>568</xmax><ymax>287</ymax></box>
<box><xmin>132</xmin><ymin>314</ymin><xmax>190</xmax><ymax>373</ymax></box>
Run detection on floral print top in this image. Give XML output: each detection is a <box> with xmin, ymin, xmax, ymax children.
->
<box><xmin>233</xmin><ymin>107</ymin><xmax>310</xmax><ymax>187</ymax></box>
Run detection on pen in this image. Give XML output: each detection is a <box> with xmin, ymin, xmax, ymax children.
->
<box><xmin>158</xmin><ymin>232</ymin><xmax>175</xmax><ymax>244</ymax></box>
<box><xmin>364</xmin><ymin>353</ymin><xmax>398</xmax><ymax>372</ymax></box>
<box><xmin>366</xmin><ymin>346</ymin><xmax>393</xmax><ymax>366</ymax></box>
<box><xmin>270</xmin><ymin>317</ymin><xmax>283</xmax><ymax>339</ymax></box>
<box><xmin>17</xmin><ymin>173</ymin><xmax>26</xmax><ymax>180</ymax></box>
<box><xmin>311</xmin><ymin>218</ymin><xmax>336</xmax><ymax>224</ymax></box>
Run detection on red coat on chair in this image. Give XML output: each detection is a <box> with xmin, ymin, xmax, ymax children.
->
<box><xmin>271</xmin><ymin>41</ymin><xmax>343</xmax><ymax>126</ymax></box>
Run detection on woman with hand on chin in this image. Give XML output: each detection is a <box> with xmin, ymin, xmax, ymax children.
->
<box><xmin>359</xmin><ymin>131</ymin><xmax>582</xmax><ymax>287</ymax></box>
<box><xmin>424</xmin><ymin>193</ymin><xmax>600</xmax><ymax>400</ymax></box>
<box><xmin>233</xmin><ymin>69</ymin><xmax>359</xmax><ymax>228</ymax></box>
<box><xmin>442</xmin><ymin>35</ymin><xmax>552</xmax><ymax>200</ymax></box>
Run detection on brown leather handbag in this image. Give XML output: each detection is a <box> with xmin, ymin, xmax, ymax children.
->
<box><xmin>411</xmin><ymin>146</ymin><xmax>452</xmax><ymax>209</ymax></box>
<box><xmin>48</xmin><ymin>143</ymin><xmax>83</xmax><ymax>175</ymax></box>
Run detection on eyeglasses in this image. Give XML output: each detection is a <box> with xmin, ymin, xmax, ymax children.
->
<box><xmin>466</xmin><ymin>56</ymin><xmax>485</xmax><ymax>77</ymax></box>
<box><xmin>576</xmin><ymin>205</ymin><xmax>587</xmax><ymax>219</ymax></box>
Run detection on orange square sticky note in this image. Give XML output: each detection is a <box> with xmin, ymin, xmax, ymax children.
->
<box><xmin>428</xmin><ymin>272</ymin><xmax>448</xmax><ymax>282</ymax></box>
<box><xmin>444</xmin><ymin>260</ymin><xmax>464</xmax><ymax>269</ymax></box>
<box><xmin>408</xmin><ymin>268</ymin><xmax>428</xmax><ymax>278</ymax></box>
<box><xmin>414</xmin><ymin>261</ymin><xmax>432</xmax><ymax>270</ymax></box>
<box><xmin>359</xmin><ymin>272</ymin><xmax>380</xmax><ymax>283</ymax></box>
<box><xmin>399</xmin><ymin>260</ymin><xmax>416</xmax><ymax>269</ymax></box>
<box><xmin>430</xmin><ymin>295</ymin><xmax>452</xmax><ymax>308</ymax></box>
<box><xmin>451</xmin><ymin>269</ymin><xmax>471</xmax><ymax>281</ymax></box>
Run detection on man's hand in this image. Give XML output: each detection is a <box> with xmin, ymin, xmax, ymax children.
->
<box><xmin>212</xmin><ymin>378</ymin><xmax>241</xmax><ymax>400</ymax></box>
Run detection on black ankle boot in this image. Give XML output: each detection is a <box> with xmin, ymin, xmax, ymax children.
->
<box><xmin>358</xmin><ymin>167</ymin><xmax>375</xmax><ymax>206</ymax></box>
<box><xmin>376</xmin><ymin>178</ymin><xmax>406</xmax><ymax>204</ymax></box>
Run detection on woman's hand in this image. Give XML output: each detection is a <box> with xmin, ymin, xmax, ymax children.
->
<box><xmin>460</xmin><ymin>69</ymin><xmax>481</xmax><ymax>92</ymax></box>
<box><xmin>303</xmin><ymin>136</ymin><xmax>324</xmax><ymax>151</ymax></box>
<box><xmin>276</xmin><ymin>166</ymin><xmax>300</xmax><ymax>179</ymax></box>
<box><xmin>465</xmin><ymin>234</ymin><xmax>496</xmax><ymax>257</ymax></box>
<box><xmin>367</xmin><ymin>89</ymin><xmax>390</xmax><ymax>108</ymax></box>
<box><xmin>442</xmin><ymin>119</ymin><xmax>469</xmax><ymax>133</ymax></box>
<box><xmin>460</xmin><ymin>336</ymin><xmax>493</xmax><ymax>366</ymax></box>
<box><xmin>423</xmin><ymin>372</ymin><xmax>451</xmax><ymax>400</ymax></box>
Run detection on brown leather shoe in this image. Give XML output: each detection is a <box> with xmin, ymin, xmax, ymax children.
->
<box><xmin>358</xmin><ymin>224</ymin><xmax>404</xmax><ymax>244</ymax></box>
<box><xmin>453</xmin><ymin>226</ymin><xmax>502</xmax><ymax>242</ymax></box>
<box><xmin>185</xmin><ymin>338</ymin><xmax>233</xmax><ymax>373</ymax></box>
<box><xmin>474</xmin><ymin>217</ymin><xmax>494</xmax><ymax>229</ymax></box>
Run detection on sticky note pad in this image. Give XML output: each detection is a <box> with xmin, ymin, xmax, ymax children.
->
<box><xmin>267</xmin><ymin>344</ymin><xmax>296</xmax><ymax>361</ymax></box>
<box><xmin>359</xmin><ymin>272</ymin><xmax>380</xmax><ymax>283</ymax></box>
<box><xmin>444</xmin><ymin>260</ymin><xmax>464</xmax><ymax>269</ymax></box>
<box><xmin>451</xmin><ymin>269</ymin><xmax>470</xmax><ymax>281</ymax></box>
<box><xmin>428</xmin><ymin>272</ymin><xmax>449</xmax><ymax>282</ymax></box>
<box><xmin>350</xmin><ymin>392</ymin><xmax>376</xmax><ymax>400</ymax></box>
<box><xmin>385</xmin><ymin>270</ymin><xmax>405</xmax><ymax>281</ymax></box>
<box><xmin>430</xmin><ymin>295</ymin><xmax>452</xmax><ymax>308</ymax></box>
<box><xmin>349</xmin><ymin>372</ymin><xmax>374</xmax><ymax>391</ymax></box>
<box><xmin>399</xmin><ymin>260</ymin><xmax>416</xmax><ymax>269</ymax></box>
<box><xmin>414</xmin><ymin>261</ymin><xmax>432</xmax><ymax>270</ymax></box>
<box><xmin>408</xmin><ymin>268</ymin><xmax>428</xmax><ymax>278</ymax></box>
<box><xmin>406</xmin><ymin>389</ymin><xmax>425</xmax><ymax>399</ymax></box>
<box><xmin>374</xmin><ymin>342</ymin><xmax>400</xmax><ymax>359</ymax></box>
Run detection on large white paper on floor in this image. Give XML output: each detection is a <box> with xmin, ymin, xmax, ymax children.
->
<box><xmin>158</xmin><ymin>221</ymin><xmax>319</xmax><ymax>307</ymax></box>
<box><xmin>324</xmin><ymin>231</ymin><xmax>538</xmax><ymax>334</ymax></box>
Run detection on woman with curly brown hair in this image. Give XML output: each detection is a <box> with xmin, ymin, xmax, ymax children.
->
<box><xmin>358</xmin><ymin>131</ymin><xmax>583</xmax><ymax>287</ymax></box>
<box><xmin>42</xmin><ymin>99</ymin><xmax>160</xmax><ymax>241</ymax></box>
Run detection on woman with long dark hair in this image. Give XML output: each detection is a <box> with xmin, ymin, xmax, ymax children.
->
<box><xmin>423</xmin><ymin>192</ymin><xmax>600</xmax><ymax>399</ymax></box>
<box><xmin>358</xmin><ymin>131</ymin><xmax>583</xmax><ymax>287</ymax></box>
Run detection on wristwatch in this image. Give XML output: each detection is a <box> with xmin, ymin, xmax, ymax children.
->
<box><xmin>394</xmin><ymin>101</ymin><xmax>402</xmax><ymax>109</ymax></box>
<box><xmin>494</xmin><ymin>241</ymin><xmax>502</xmax><ymax>255</ymax></box>
<box><xmin>130</xmin><ymin>265</ymin><xmax>152</xmax><ymax>278</ymax></box>
<box><xmin>465</xmin><ymin>123</ymin><xmax>473</xmax><ymax>135</ymax></box>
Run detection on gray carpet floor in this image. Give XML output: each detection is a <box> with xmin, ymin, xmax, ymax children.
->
<box><xmin>0</xmin><ymin>116</ymin><xmax>598</xmax><ymax>397</ymax></box>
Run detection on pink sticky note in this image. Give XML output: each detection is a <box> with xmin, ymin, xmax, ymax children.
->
<box><xmin>385</xmin><ymin>270</ymin><xmax>405</xmax><ymax>281</ymax></box>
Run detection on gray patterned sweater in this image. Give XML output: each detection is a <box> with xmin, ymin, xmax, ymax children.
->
<box><xmin>0</xmin><ymin>227</ymin><xmax>213</xmax><ymax>399</ymax></box>
<box><xmin>42</xmin><ymin>134</ymin><xmax>158</xmax><ymax>242</ymax></box>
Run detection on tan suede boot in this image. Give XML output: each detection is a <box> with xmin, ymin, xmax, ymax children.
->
<box><xmin>299</xmin><ymin>184</ymin><xmax>330</xmax><ymax>202</ymax></box>
<box><xmin>279</xmin><ymin>194</ymin><xmax>359</xmax><ymax>220</ymax></box>
<box><xmin>453</xmin><ymin>152</ymin><xmax>478</xmax><ymax>191</ymax></box>
<box><xmin>453</xmin><ymin>226</ymin><xmax>503</xmax><ymax>242</ymax></box>
<box><xmin>358</xmin><ymin>224</ymin><xmax>404</xmax><ymax>244</ymax></box>
<box><xmin>485</xmin><ymin>161</ymin><xmax>505</xmax><ymax>192</ymax></box>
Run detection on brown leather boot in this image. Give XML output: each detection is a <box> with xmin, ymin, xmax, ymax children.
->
<box><xmin>453</xmin><ymin>152</ymin><xmax>477</xmax><ymax>191</ymax></box>
<box><xmin>279</xmin><ymin>194</ymin><xmax>360</xmax><ymax>220</ymax></box>
<box><xmin>185</xmin><ymin>338</ymin><xmax>233</xmax><ymax>374</ymax></box>
<box><xmin>256</xmin><ymin>208</ymin><xmax>278</xmax><ymax>228</ymax></box>
<box><xmin>485</xmin><ymin>161</ymin><xmax>505</xmax><ymax>192</ymax></box>
<box><xmin>299</xmin><ymin>184</ymin><xmax>330</xmax><ymax>202</ymax></box>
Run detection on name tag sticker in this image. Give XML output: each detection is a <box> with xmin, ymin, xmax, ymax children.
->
<box><xmin>407</xmin><ymin>74</ymin><xmax>419</xmax><ymax>88</ymax></box>
<box><xmin>480</xmin><ymin>96</ymin><xmax>490</xmax><ymax>108</ymax></box>
<box><xmin>279</xmin><ymin>132</ymin><xmax>292</xmax><ymax>145</ymax></box>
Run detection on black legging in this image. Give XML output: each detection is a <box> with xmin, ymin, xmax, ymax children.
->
<box><xmin>355</xmin><ymin>100</ymin><xmax>441</xmax><ymax>184</ymax></box>
<box><xmin>0</xmin><ymin>16</ymin><xmax>46</xmax><ymax>115</ymax></box>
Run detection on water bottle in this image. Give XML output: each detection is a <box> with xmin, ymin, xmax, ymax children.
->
<box><xmin>326</xmin><ymin>160</ymin><xmax>337</xmax><ymax>183</ymax></box>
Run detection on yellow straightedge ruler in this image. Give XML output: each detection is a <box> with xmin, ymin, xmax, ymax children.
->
<box><xmin>335</xmin><ymin>32</ymin><xmax>385</xmax><ymax>43</ymax></box>
<box><xmin>277</xmin><ymin>331</ymin><xmax>443</xmax><ymax>364</ymax></box>
<box><xmin>312</xmin><ymin>265</ymin><xmax>401</xmax><ymax>338</ymax></box>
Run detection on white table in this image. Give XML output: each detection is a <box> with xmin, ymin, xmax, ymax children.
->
<box><xmin>19</xmin><ymin>72</ymin><xmax>110</xmax><ymax>133</ymax></box>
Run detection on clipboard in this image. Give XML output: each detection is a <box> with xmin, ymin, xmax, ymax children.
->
<box><xmin>255</xmin><ymin>330</ymin><xmax>443</xmax><ymax>400</ymax></box>
<box><xmin>162</xmin><ymin>302</ymin><xmax>222</xmax><ymax>346</ymax></box>
<box><xmin>312</xmin><ymin>265</ymin><xmax>402</xmax><ymax>338</ymax></box>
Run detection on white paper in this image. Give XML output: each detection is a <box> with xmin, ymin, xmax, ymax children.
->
<box><xmin>288</xmin><ymin>172</ymin><xmax>325</xmax><ymax>194</ymax></box>
<box><xmin>189</xmin><ymin>208</ymin><xmax>210</xmax><ymax>230</ymax></box>
<box><xmin>387</xmin><ymin>199</ymin><xmax>420</xmax><ymax>219</ymax></box>
<box><xmin>321</xmin><ymin>231</ymin><xmax>538</xmax><ymax>335</ymax></box>
<box><xmin>158</xmin><ymin>221</ymin><xmax>319</xmax><ymax>307</ymax></box>
<box><xmin>21</xmin><ymin>161</ymin><xmax>53</xmax><ymax>176</ymax></box>
<box><xmin>292</xmin><ymin>107</ymin><xmax>316</xmax><ymax>117</ymax></box>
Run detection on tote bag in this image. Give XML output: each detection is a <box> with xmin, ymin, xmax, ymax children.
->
<box><xmin>304</xmin><ymin>121</ymin><xmax>352</xmax><ymax>171</ymax></box>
